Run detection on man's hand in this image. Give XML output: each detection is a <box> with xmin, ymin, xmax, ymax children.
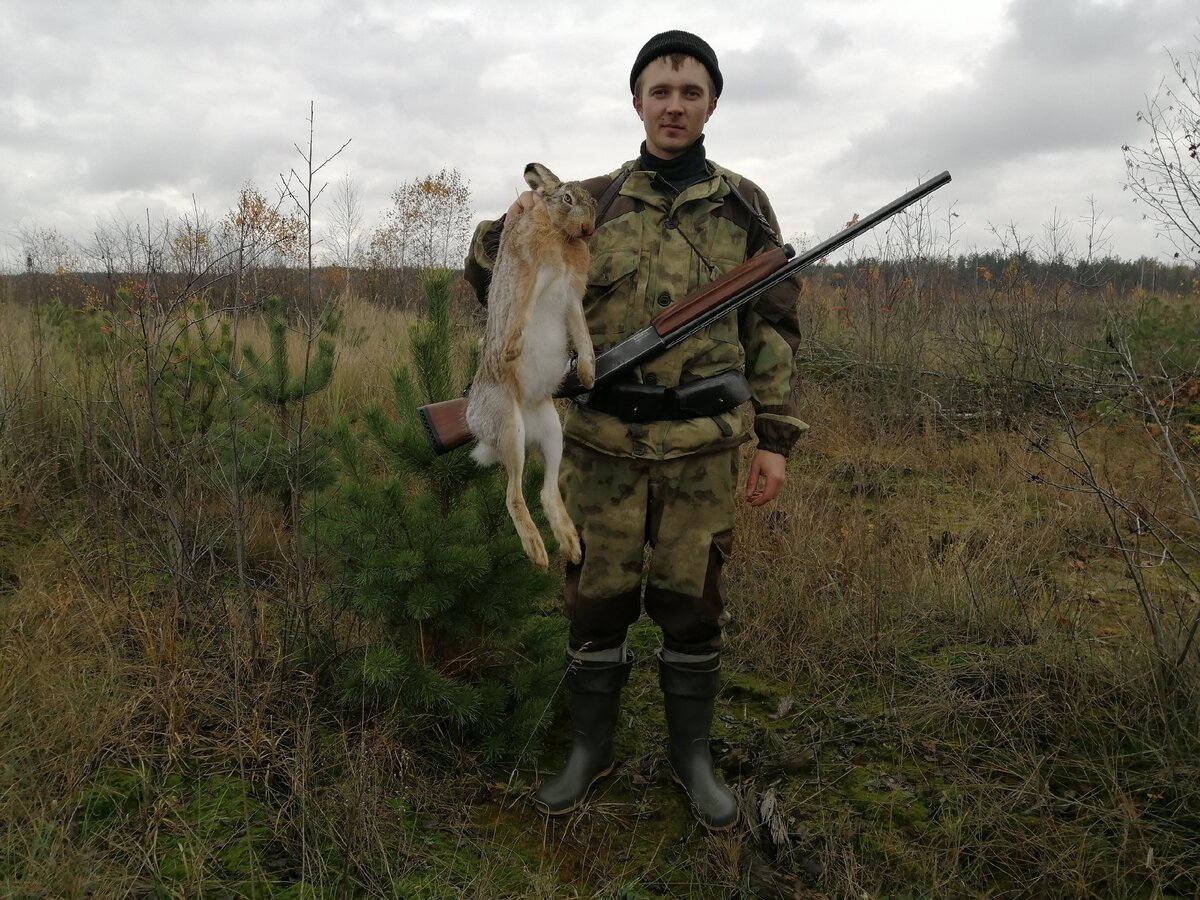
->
<box><xmin>507</xmin><ymin>190</ymin><xmax>541</xmax><ymax>218</ymax></box>
<box><xmin>744</xmin><ymin>449</ymin><xmax>786</xmax><ymax>507</ymax></box>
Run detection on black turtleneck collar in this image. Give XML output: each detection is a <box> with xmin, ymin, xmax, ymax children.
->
<box><xmin>638</xmin><ymin>135</ymin><xmax>710</xmax><ymax>192</ymax></box>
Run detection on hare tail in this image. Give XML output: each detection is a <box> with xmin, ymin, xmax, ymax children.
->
<box><xmin>471</xmin><ymin>442</ymin><xmax>498</xmax><ymax>467</ymax></box>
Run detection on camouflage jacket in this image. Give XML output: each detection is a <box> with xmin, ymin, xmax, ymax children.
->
<box><xmin>464</xmin><ymin>159</ymin><xmax>807</xmax><ymax>460</ymax></box>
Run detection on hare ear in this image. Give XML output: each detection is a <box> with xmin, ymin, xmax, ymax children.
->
<box><xmin>524</xmin><ymin>162</ymin><xmax>560</xmax><ymax>196</ymax></box>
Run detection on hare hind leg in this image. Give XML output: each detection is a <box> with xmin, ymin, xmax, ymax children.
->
<box><xmin>526</xmin><ymin>399</ymin><xmax>581</xmax><ymax>565</ymax></box>
<box><xmin>497</xmin><ymin>396</ymin><xmax>550</xmax><ymax>571</ymax></box>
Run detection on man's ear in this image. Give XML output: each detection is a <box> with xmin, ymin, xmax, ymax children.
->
<box><xmin>704</xmin><ymin>97</ymin><xmax>717</xmax><ymax>122</ymax></box>
<box><xmin>632</xmin><ymin>94</ymin><xmax>644</xmax><ymax>121</ymax></box>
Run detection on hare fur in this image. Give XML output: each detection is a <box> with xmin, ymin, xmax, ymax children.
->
<box><xmin>466</xmin><ymin>163</ymin><xmax>597</xmax><ymax>571</ymax></box>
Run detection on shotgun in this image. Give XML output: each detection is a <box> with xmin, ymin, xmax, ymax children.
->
<box><xmin>419</xmin><ymin>170</ymin><xmax>952</xmax><ymax>453</ymax></box>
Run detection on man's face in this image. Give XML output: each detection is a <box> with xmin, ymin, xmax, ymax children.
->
<box><xmin>633</xmin><ymin>56</ymin><xmax>717</xmax><ymax>160</ymax></box>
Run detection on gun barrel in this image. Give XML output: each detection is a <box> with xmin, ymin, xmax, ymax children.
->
<box><xmin>798</xmin><ymin>170</ymin><xmax>952</xmax><ymax>277</ymax></box>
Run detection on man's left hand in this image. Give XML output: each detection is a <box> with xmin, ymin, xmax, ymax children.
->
<box><xmin>744</xmin><ymin>449</ymin><xmax>786</xmax><ymax>507</ymax></box>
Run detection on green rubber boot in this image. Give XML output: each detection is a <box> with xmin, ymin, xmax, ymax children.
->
<box><xmin>532</xmin><ymin>650</ymin><xmax>633</xmax><ymax>816</ymax></box>
<box><xmin>658</xmin><ymin>652</ymin><xmax>739</xmax><ymax>831</ymax></box>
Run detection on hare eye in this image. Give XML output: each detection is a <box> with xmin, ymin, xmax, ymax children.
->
<box><xmin>563</xmin><ymin>193</ymin><xmax>574</xmax><ymax>205</ymax></box>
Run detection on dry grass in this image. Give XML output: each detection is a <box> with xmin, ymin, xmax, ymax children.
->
<box><xmin>718</xmin><ymin>374</ymin><xmax>1199</xmax><ymax>897</ymax></box>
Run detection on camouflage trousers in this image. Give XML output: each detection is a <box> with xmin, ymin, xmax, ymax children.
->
<box><xmin>559</xmin><ymin>442</ymin><xmax>738</xmax><ymax>655</ymax></box>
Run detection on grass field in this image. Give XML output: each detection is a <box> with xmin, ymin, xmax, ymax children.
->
<box><xmin>1</xmin><ymin>271</ymin><xmax>1198</xmax><ymax>898</ymax></box>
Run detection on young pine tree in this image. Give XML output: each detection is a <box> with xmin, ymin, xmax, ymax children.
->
<box><xmin>317</xmin><ymin>271</ymin><xmax>561</xmax><ymax>761</ymax></box>
<box><xmin>210</xmin><ymin>296</ymin><xmax>337</xmax><ymax>509</ymax></box>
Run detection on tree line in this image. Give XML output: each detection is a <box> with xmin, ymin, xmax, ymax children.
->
<box><xmin>3</xmin><ymin>167</ymin><xmax>475</xmax><ymax>313</ymax></box>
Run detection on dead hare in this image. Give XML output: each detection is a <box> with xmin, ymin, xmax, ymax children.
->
<box><xmin>466</xmin><ymin>162</ymin><xmax>597</xmax><ymax>571</ymax></box>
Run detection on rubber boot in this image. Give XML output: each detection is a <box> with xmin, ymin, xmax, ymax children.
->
<box><xmin>658</xmin><ymin>652</ymin><xmax>739</xmax><ymax>831</ymax></box>
<box><xmin>532</xmin><ymin>650</ymin><xmax>633</xmax><ymax>816</ymax></box>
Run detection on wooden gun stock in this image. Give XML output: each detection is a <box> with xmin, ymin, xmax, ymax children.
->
<box><xmin>418</xmin><ymin>397</ymin><xmax>472</xmax><ymax>454</ymax></box>
<box><xmin>650</xmin><ymin>246</ymin><xmax>790</xmax><ymax>337</ymax></box>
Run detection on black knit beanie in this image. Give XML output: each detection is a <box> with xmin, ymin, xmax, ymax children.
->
<box><xmin>629</xmin><ymin>30</ymin><xmax>722</xmax><ymax>98</ymax></box>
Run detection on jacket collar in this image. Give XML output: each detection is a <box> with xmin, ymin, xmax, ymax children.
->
<box><xmin>619</xmin><ymin>156</ymin><xmax>731</xmax><ymax>215</ymax></box>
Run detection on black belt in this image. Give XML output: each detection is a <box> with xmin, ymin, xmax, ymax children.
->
<box><xmin>576</xmin><ymin>371</ymin><xmax>752</xmax><ymax>423</ymax></box>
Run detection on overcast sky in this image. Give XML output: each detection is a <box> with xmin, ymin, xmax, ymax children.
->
<box><xmin>2</xmin><ymin>0</ymin><xmax>1197</xmax><ymax>269</ymax></box>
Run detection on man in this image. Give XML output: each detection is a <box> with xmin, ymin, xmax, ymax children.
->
<box><xmin>464</xmin><ymin>30</ymin><xmax>806</xmax><ymax>831</ymax></box>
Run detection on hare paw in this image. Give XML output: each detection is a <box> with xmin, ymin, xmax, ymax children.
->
<box><xmin>521</xmin><ymin>532</ymin><xmax>550</xmax><ymax>572</ymax></box>
<box><xmin>560</xmin><ymin>529</ymin><xmax>582</xmax><ymax>565</ymax></box>
<box><xmin>503</xmin><ymin>337</ymin><xmax>524</xmax><ymax>363</ymax></box>
<box><xmin>577</xmin><ymin>354</ymin><xmax>596</xmax><ymax>390</ymax></box>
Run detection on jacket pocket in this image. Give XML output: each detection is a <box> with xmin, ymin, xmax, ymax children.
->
<box><xmin>585</xmin><ymin>250</ymin><xmax>639</xmax><ymax>351</ymax></box>
<box><xmin>703</xmin><ymin>255</ymin><xmax>744</xmax><ymax>346</ymax></box>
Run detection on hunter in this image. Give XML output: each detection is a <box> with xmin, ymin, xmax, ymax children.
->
<box><xmin>464</xmin><ymin>29</ymin><xmax>806</xmax><ymax>831</ymax></box>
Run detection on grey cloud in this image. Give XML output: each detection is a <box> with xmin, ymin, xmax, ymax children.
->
<box><xmin>809</xmin><ymin>22</ymin><xmax>851</xmax><ymax>56</ymax></box>
<box><xmin>721</xmin><ymin>42</ymin><xmax>813</xmax><ymax>104</ymax></box>
<box><xmin>1</xmin><ymin>0</ymin><xmax>1190</xmax><ymax>264</ymax></box>
<box><xmin>1009</xmin><ymin>0</ymin><xmax>1178</xmax><ymax>62</ymax></box>
<box><xmin>825</xmin><ymin>0</ymin><xmax>1194</xmax><ymax>180</ymax></box>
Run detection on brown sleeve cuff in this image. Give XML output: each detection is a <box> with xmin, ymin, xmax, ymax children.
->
<box><xmin>753</xmin><ymin>406</ymin><xmax>808</xmax><ymax>457</ymax></box>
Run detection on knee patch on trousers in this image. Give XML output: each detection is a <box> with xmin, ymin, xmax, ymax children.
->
<box><xmin>647</xmin><ymin>528</ymin><xmax>732</xmax><ymax>655</ymax></box>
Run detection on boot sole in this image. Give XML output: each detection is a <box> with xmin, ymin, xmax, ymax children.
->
<box><xmin>532</xmin><ymin>762</ymin><xmax>615</xmax><ymax>817</ymax></box>
<box><xmin>668</xmin><ymin>766</ymin><xmax>739</xmax><ymax>833</ymax></box>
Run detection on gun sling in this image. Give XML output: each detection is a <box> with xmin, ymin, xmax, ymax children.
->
<box><xmin>576</xmin><ymin>370</ymin><xmax>752</xmax><ymax>424</ymax></box>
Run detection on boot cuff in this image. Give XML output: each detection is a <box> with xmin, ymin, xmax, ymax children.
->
<box><xmin>566</xmin><ymin>649</ymin><xmax>634</xmax><ymax>695</ymax></box>
<box><xmin>657</xmin><ymin>652</ymin><xmax>721</xmax><ymax>698</ymax></box>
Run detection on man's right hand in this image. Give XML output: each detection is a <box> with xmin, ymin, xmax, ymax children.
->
<box><xmin>507</xmin><ymin>190</ymin><xmax>541</xmax><ymax>218</ymax></box>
